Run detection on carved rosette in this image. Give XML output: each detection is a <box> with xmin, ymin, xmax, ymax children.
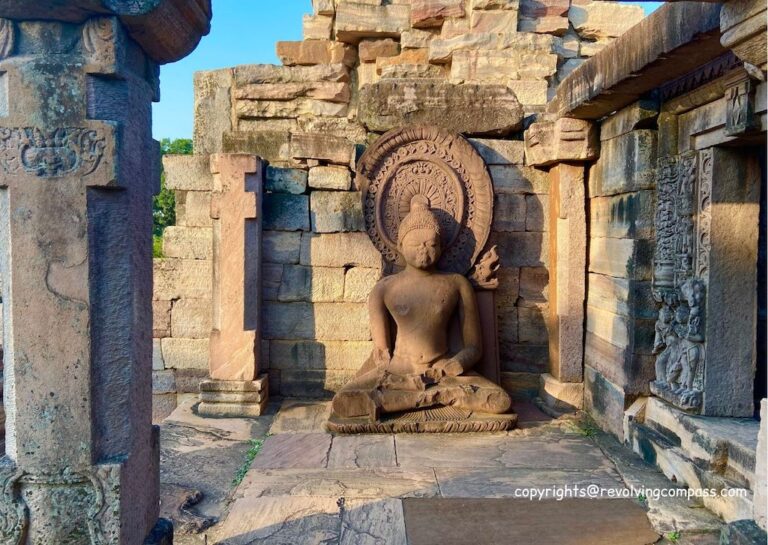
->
<box><xmin>358</xmin><ymin>126</ymin><xmax>494</xmax><ymax>275</ymax></box>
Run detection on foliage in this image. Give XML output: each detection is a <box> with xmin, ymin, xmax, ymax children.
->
<box><xmin>232</xmin><ymin>438</ymin><xmax>265</xmax><ymax>486</ymax></box>
<box><xmin>666</xmin><ymin>531</ymin><xmax>681</xmax><ymax>543</ymax></box>
<box><xmin>152</xmin><ymin>138</ymin><xmax>193</xmax><ymax>251</ymax></box>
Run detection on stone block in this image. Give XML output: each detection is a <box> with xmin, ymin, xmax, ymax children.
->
<box><xmin>153</xmin><ymin>370</ymin><xmax>176</xmax><ymax>394</ymax></box>
<box><xmin>162</xmin><ymin>226</ymin><xmax>212</xmax><ymax>260</ymax></box>
<box><xmin>358</xmin><ymin>80</ymin><xmax>524</xmax><ymax>136</ymax></box>
<box><xmin>359</xmin><ymin>38</ymin><xmax>400</xmax><ymax>61</ymax></box>
<box><xmin>518</xmin><ymin>15</ymin><xmax>568</xmax><ymax>36</ymax></box>
<box><xmin>375</xmin><ymin>48</ymin><xmax>429</xmax><ymax>74</ymax></box>
<box><xmin>277</xmin><ymin>40</ymin><xmax>357</xmax><ymax>67</ymax></box>
<box><xmin>269</xmin><ymin>340</ymin><xmax>374</xmax><ymax>370</ymax></box>
<box><xmin>174</xmin><ymin>369</ymin><xmax>209</xmax><ymax>393</ymax></box>
<box><xmin>490</xmin><ymin>165</ymin><xmax>548</xmax><ymax>194</ymax></box>
<box><xmin>440</xmin><ymin>17</ymin><xmax>471</xmax><ymax>38</ymax></box>
<box><xmin>500</xmin><ymin>372</ymin><xmax>540</xmax><ymax>399</ymax></box>
<box><xmin>586</xmin><ymin>305</ymin><xmax>655</xmax><ymax>355</ymax></box>
<box><xmin>519</xmin><ymin>0</ymin><xmax>568</xmax><ymax>18</ymax></box>
<box><xmin>279</xmin><ymin>369</ymin><xmax>358</xmax><ymax>397</ymax></box>
<box><xmin>303</xmin><ymin>14</ymin><xmax>334</xmax><ymax>40</ymax></box>
<box><xmin>569</xmin><ymin>1</ymin><xmax>644</xmax><ymax>40</ymax></box>
<box><xmin>153</xmin><ymin>339</ymin><xmax>165</xmax><ymax>370</ymax></box>
<box><xmin>222</xmin><ymin>131</ymin><xmax>292</xmax><ymax>163</ymax></box>
<box><xmin>412</xmin><ymin>0</ymin><xmax>465</xmax><ymax>28</ymax></box>
<box><xmin>277</xmin><ymin>265</ymin><xmax>345</xmax><ymax>302</ymax></box>
<box><xmin>429</xmin><ymin>31</ymin><xmax>555</xmax><ymax>63</ymax></box>
<box><xmin>584</xmin><ymin>365</ymin><xmax>630</xmax><ymax>441</ymax></box>
<box><xmin>357</xmin><ymin>62</ymin><xmax>380</xmax><ymax>87</ymax></box>
<box><xmin>154</xmin><ymin>259</ymin><xmax>212</xmax><ymax>300</ymax></box>
<box><xmin>519</xmin><ymin>267</ymin><xmax>548</xmax><ymax>307</ymax></box>
<box><xmin>265</xmin><ymin>166</ymin><xmax>308</xmax><ymax>194</ymax></box>
<box><xmin>175</xmin><ymin>190</ymin><xmax>212</xmax><ymax>227</ymax></box>
<box><xmin>584</xmin><ymin>331</ymin><xmax>655</xmax><ymax>394</ymax></box>
<box><xmin>194</xmin><ymin>68</ymin><xmax>233</xmax><ymax>155</ymax></box>
<box><xmin>496</xmin><ymin>266</ymin><xmax>520</xmax><ymax>308</ymax></box>
<box><xmin>263</xmin><ymin>263</ymin><xmax>283</xmax><ymax>300</ymax></box>
<box><xmin>313</xmin><ymin>0</ymin><xmax>335</xmax><ymax>15</ymax></box>
<box><xmin>579</xmin><ymin>40</ymin><xmax>606</xmax><ymax>57</ymax></box>
<box><xmin>163</xmin><ymin>154</ymin><xmax>212</xmax><ymax>191</ymax></box>
<box><xmin>344</xmin><ymin>267</ymin><xmax>381</xmax><ymax>302</ymax></box>
<box><xmin>291</xmin><ymin>133</ymin><xmax>356</xmax><ymax>165</ymax></box>
<box><xmin>308</xmin><ymin>166</ymin><xmax>352</xmax><ymax>190</ymax></box>
<box><xmin>161</xmin><ymin>338</ymin><xmax>210</xmax><ymax>370</ymax></box>
<box><xmin>500</xmin><ymin>344</ymin><xmax>548</xmax><ymax>374</ymax></box>
<box><xmin>153</xmin><ymin>300</ymin><xmax>172</xmax><ymax>338</ymax></box>
<box><xmin>518</xmin><ymin>306</ymin><xmax>548</xmax><ymax>344</ymax></box>
<box><xmin>587</xmin><ymin>274</ymin><xmax>655</xmax><ymax>320</ymax></box>
<box><xmin>589</xmin><ymin>191</ymin><xmax>654</xmax><ymax>240</ymax></box>
<box><xmin>171</xmin><ymin>298</ymin><xmax>212</xmax><ymax>339</ymax></box>
<box><xmin>491</xmin><ymin>232</ymin><xmax>548</xmax><ymax>268</ymax></box>
<box><xmin>525</xmin><ymin>194</ymin><xmax>547</xmax><ymax>231</ymax></box>
<box><xmin>589</xmin><ymin>131</ymin><xmax>656</xmax><ymax>198</ymax></box>
<box><xmin>557</xmin><ymin>58</ymin><xmax>583</xmax><ymax>82</ymax></box>
<box><xmin>492</xmin><ymin>193</ymin><xmax>526</xmax><ymax>232</ymax></box>
<box><xmin>153</xmin><ymin>394</ymin><xmax>178</xmax><ymax>423</ymax></box>
<box><xmin>263</xmin><ymin>231</ymin><xmax>302</xmax><ymax>265</ymax></box>
<box><xmin>470</xmin><ymin>9</ymin><xmax>518</xmax><ymax>33</ymax></box>
<box><xmin>553</xmin><ymin>31</ymin><xmax>580</xmax><ymax>58</ymax></box>
<box><xmin>498</xmin><ymin>306</ymin><xmax>518</xmax><ymax>346</ymax></box>
<box><xmin>234</xmin><ymin>64</ymin><xmax>350</xmax><ymax>85</ymax></box>
<box><xmin>472</xmin><ymin>0</ymin><xmax>518</xmax><ymax>9</ymax></box>
<box><xmin>300</xmin><ymin>232</ymin><xmax>382</xmax><ymax>268</ymax></box>
<box><xmin>335</xmin><ymin>3</ymin><xmax>411</xmax><ymax>43</ymax></box>
<box><xmin>600</xmin><ymin>99</ymin><xmax>659</xmax><ymax>142</ymax></box>
<box><xmin>310</xmin><ymin>191</ymin><xmax>365</xmax><ymax>233</ymax></box>
<box><xmin>539</xmin><ymin>373</ymin><xmax>583</xmax><ymax>411</ymax></box>
<box><xmin>506</xmin><ymin>80</ymin><xmax>549</xmax><ymax>107</ymax></box>
<box><xmin>263</xmin><ymin>194</ymin><xmax>310</xmax><ymax>231</ymax></box>
<box><xmin>235</xmin><ymin>98</ymin><xmax>349</xmax><ymax>119</ymax></box>
<box><xmin>298</xmin><ymin>118</ymin><xmax>369</xmax><ymax>144</ymax></box>
<box><xmin>449</xmin><ymin>50</ymin><xmax>558</xmax><ymax>84</ymax></box>
<box><xmin>469</xmin><ymin>139</ymin><xmax>525</xmax><ymax>165</ymax></box>
<box><xmin>588</xmin><ymin>237</ymin><xmax>652</xmax><ymax>281</ymax></box>
<box><xmin>263</xmin><ymin>302</ymin><xmax>370</xmax><ymax>341</ymax></box>
<box><xmin>401</xmin><ymin>28</ymin><xmax>437</xmax><ymax>49</ymax></box>
<box><xmin>378</xmin><ymin>62</ymin><xmax>445</xmax><ymax>79</ymax></box>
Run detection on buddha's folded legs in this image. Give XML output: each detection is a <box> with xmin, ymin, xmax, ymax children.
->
<box><xmin>432</xmin><ymin>373</ymin><xmax>512</xmax><ymax>414</ymax></box>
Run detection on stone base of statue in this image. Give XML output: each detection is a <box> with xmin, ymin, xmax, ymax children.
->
<box><xmin>328</xmin><ymin>406</ymin><xmax>517</xmax><ymax>434</ymax></box>
<box><xmin>649</xmin><ymin>380</ymin><xmax>702</xmax><ymax>413</ymax></box>
<box><xmin>198</xmin><ymin>376</ymin><xmax>269</xmax><ymax>418</ymax></box>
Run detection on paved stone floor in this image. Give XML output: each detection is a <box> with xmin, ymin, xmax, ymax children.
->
<box><xmin>160</xmin><ymin>399</ymin><xmax>724</xmax><ymax>545</ymax></box>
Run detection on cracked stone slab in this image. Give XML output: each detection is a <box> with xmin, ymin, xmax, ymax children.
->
<box><xmin>327</xmin><ymin>435</ymin><xmax>397</xmax><ymax>469</ymax></box>
<box><xmin>395</xmin><ymin>433</ymin><xmax>614</xmax><ymax>470</ymax></box>
<box><xmin>435</xmin><ymin>468</ymin><xmax>627</xmax><ymax>498</ymax></box>
<box><xmin>165</xmin><ymin>398</ymin><xmax>276</xmax><ymax>442</ymax></box>
<box><xmin>340</xmin><ymin>498</ymin><xmax>407</xmax><ymax>545</ymax></box>
<box><xmin>237</xmin><ymin>468</ymin><xmax>439</xmax><ymax>499</ymax></box>
<box><xmin>251</xmin><ymin>433</ymin><xmax>332</xmax><ymax>469</ymax></box>
<box><xmin>269</xmin><ymin>399</ymin><xmax>333</xmax><ymax>434</ymax></box>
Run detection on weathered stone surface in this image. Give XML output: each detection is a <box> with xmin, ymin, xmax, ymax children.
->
<box><xmin>277</xmin><ymin>39</ymin><xmax>357</xmax><ymax>67</ymax></box>
<box><xmin>153</xmin><ymin>370</ymin><xmax>177</xmax><ymax>395</ymax></box>
<box><xmin>525</xmin><ymin>194</ymin><xmax>547</xmax><ymax>231</ymax></box>
<box><xmin>162</xmin><ymin>226</ymin><xmax>212</xmax><ymax>260</ymax></box>
<box><xmin>412</xmin><ymin>0</ymin><xmax>465</xmax><ymax>28</ymax></box>
<box><xmin>235</xmin><ymin>64</ymin><xmax>350</xmax><ymax>87</ymax></box>
<box><xmin>518</xmin><ymin>15</ymin><xmax>569</xmax><ymax>36</ymax></box>
<box><xmin>587</xmin><ymin>274</ymin><xmax>655</xmax><ymax>320</ymax></box>
<box><xmin>222</xmin><ymin>130</ymin><xmax>292</xmax><ymax>163</ymax></box>
<box><xmin>519</xmin><ymin>267</ymin><xmax>548</xmax><ymax>307</ymax></box>
<box><xmin>171</xmin><ymin>299</ymin><xmax>212</xmax><ymax>339</ymax></box>
<box><xmin>524</xmin><ymin>118</ymin><xmax>599</xmax><ymax>167</ymax></box>
<box><xmin>588</xmin><ymin>130</ymin><xmax>657</xmax><ymax>197</ymax></box>
<box><xmin>429</xmin><ymin>31</ymin><xmax>555</xmax><ymax>63</ymax></box>
<box><xmin>176</xmin><ymin>190</ymin><xmax>213</xmax><ymax>227</ymax></box>
<box><xmin>589</xmin><ymin>237</ymin><xmax>652</xmax><ymax>280</ymax></box>
<box><xmin>440</xmin><ymin>16</ymin><xmax>471</xmax><ymax>38</ymax></box>
<box><xmin>584</xmin><ymin>366</ymin><xmax>630</xmax><ymax>440</ymax></box>
<box><xmin>291</xmin><ymin>132</ymin><xmax>356</xmax><ymax>165</ymax></box>
<box><xmin>162</xmin><ymin>338</ymin><xmax>210</xmax><ymax>370</ymax></box>
<box><xmin>265</xmin><ymin>166</ymin><xmax>308</xmax><ymax>194</ymax></box>
<box><xmin>569</xmin><ymin>1</ymin><xmax>644</xmax><ymax>41</ymax></box>
<box><xmin>269</xmin><ymin>400</ymin><xmax>332</xmax><ymax>434</ymax></box>
<box><xmin>270</xmin><ymin>340</ymin><xmax>374</xmax><ymax>371</ymax></box>
<box><xmin>280</xmin><ymin>369</ymin><xmax>357</xmax><ymax>397</ymax></box>
<box><xmin>490</xmin><ymin>165</ymin><xmax>549</xmax><ymax>194</ymax></box>
<box><xmin>311</xmin><ymin>191</ymin><xmax>365</xmax><ymax>233</ymax></box>
<box><xmin>328</xmin><ymin>435</ymin><xmax>397</xmax><ymax>468</ymax></box>
<box><xmin>335</xmin><ymin>2</ymin><xmax>411</xmax><ymax>42</ymax></box>
<box><xmin>469</xmin><ymin>138</ymin><xmax>525</xmax><ymax>165</ymax></box>
<box><xmin>303</xmin><ymin>14</ymin><xmax>334</xmax><ymax>40</ymax></box>
<box><xmin>235</xmin><ymin>98</ymin><xmax>349</xmax><ymax>119</ymax></box>
<box><xmin>470</xmin><ymin>9</ymin><xmax>518</xmax><ymax>33</ymax></box>
<box><xmin>194</xmin><ymin>68</ymin><xmax>233</xmax><ymax>154</ymax></box>
<box><xmin>359</xmin><ymin>38</ymin><xmax>400</xmax><ymax>61</ymax></box>
<box><xmin>539</xmin><ymin>373</ymin><xmax>583</xmax><ymax>410</ymax></box>
<box><xmin>300</xmin><ymin>232</ymin><xmax>382</xmax><ymax>268</ymax></box>
<box><xmin>344</xmin><ymin>267</ymin><xmax>381</xmax><ymax>302</ymax></box>
<box><xmin>375</xmin><ymin>47</ymin><xmax>428</xmax><ymax>73</ymax></box>
<box><xmin>164</xmin><ymin>154</ymin><xmax>212</xmax><ymax>191</ymax></box>
<box><xmin>263</xmin><ymin>194</ymin><xmax>310</xmax><ymax>231</ymax></box>
<box><xmin>756</xmin><ymin>399</ymin><xmax>767</xmax><ymax>530</ymax></box>
<box><xmin>721</xmin><ymin>0</ymin><xmax>767</xmax><ymax>70</ymax></box>
<box><xmin>518</xmin><ymin>306</ymin><xmax>548</xmax><ymax>344</ymax></box>
<box><xmin>493</xmin><ymin>193</ymin><xmax>526</xmax><ymax>232</ymax></box>
<box><xmin>359</xmin><ymin>80</ymin><xmax>524</xmax><ymax>135</ymax></box>
<box><xmin>263</xmin><ymin>231</ymin><xmax>302</xmax><ymax>264</ymax></box>
<box><xmin>277</xmin><ymin>265</ymin><xmax>345</xmax><ymax>302</ymax></box>
<box><xmin>600</xmin><ymin>99</ymin><xmax>659</xmax><ymax>142</ymax></box>
<box><xmin>153</xmin><ymin>339</ymin><xmax>166</xmax><ymax>370</ymax></box>
<box><xmin>401</xmin><ymin>28</ymin><xmax>437</xmax><ymax>49</ymax></box>
<box><xmin>379</xmin><ymin>62</ymin><xmax>445</xmax><ymax>79</ymax></box>
<box><xmin>590</xmin><ymin>191</ymin><xmax>654</xmax><ymax>240</ymax></box>
<box><xmin>251</xmin><ymin>433</ymin><xmax>332</xmax><ymax>469</ymax></box>
<box><xmin>263</xmin><ymin>302</ymin><xmax>370</xmax><ymax>340</ymax></box>
<box><xmin>308</xmin><ymin>165</ymin><xmax>352</xmax><ymax>190</ymax></box>
<box><xmin>491</xmin><ymin>232</ymin><xmax>548</xmax><ymax>268</ymax></box>
<box><xmin>154</xmin><ymin>300</ymin><xmax>172</xmax><ymax>338</ymax></box>
<box><xmin>449</xmin><ymin>49</ymin><xmax>558</xmax><ymax>84</ymax></box>
<box><xmin>313</xmin><ymin>0</ymin><xmax>336</xmax><ymax>15</ymax></box>
<box><xmin>153</xmin><ymin>394</ymin><xmax>178</xmax><ymax>423</ymax></box>
<box><xmin>198</xmin><ymin>377</ymin><xmax>269</xmax><ymax>417</ymax></box>
<box><xmin>519</xmin><ymin>0</ymin><xmax>568</xmax><ymax>19</ymax></box>
<box><xmin>154</xmin><ymin>259</ymin><xmax>212</xmax><ymax>300</ymax></box>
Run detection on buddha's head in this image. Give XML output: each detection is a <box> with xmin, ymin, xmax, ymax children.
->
<box><xmin>397</xmin><ymin>195</ymin><xmax>442</xmax><ymax>270</ymax></box>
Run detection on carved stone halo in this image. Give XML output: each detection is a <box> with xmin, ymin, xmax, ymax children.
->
<box><xmin>358</xmin><ymin>126</ymin><xmax>493</xmax><ymax>275</ymax></box>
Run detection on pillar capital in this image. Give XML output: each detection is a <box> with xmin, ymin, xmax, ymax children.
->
<box><xmin>524</xmin><ymin>117</ymin><xmax>599</xmax><ymax>168</ymax></box>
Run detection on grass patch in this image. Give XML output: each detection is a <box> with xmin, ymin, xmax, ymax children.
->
<box><xmin>666</xmin><ymin>530</ymin><xmax>681</xmax><ymax>543</ymax></box>
<box><xmin>232</xmin><ymin>439</ymin><xmax>264</xmax><ymax>487</ymax></box>
<box><xmin>152</xmin><ymin>235</ymin><xmax>164</xmax><ymax>258</ymax></box>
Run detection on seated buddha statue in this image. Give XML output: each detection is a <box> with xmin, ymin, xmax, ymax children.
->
<box><xmin>331</xmin><ymin>195</ymin><xmax>512</xmax><ymax>421</ymax></box>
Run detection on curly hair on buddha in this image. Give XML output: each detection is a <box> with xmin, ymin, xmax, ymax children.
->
<box><xmin>397</xmin><ymin>195</ymin><xmax>441</xmax><ymax>245</ymax></box>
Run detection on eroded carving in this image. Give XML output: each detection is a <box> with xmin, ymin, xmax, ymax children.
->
<box><xmin>651</xmin><ymin>151</ymin><xmax>710</xmax><ymax>413</ymax></box>
<box><xmin>0</xmin><ymin>128</ymin><xmax>107</xmax><ymax>178</ymax></box>
<box><xmin>469</xmin><ymin>245</ymin><xmax>500</xmax><ymax>290</ymax></box>
<box><xmin>357</xmin><ymin>126</ymin><xmax>494</xmax><ymax>275</ymax></box>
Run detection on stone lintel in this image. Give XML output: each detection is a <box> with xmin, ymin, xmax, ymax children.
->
<box><xmin>720</xmin><ymin>0</ymin><xmax>767</xmax><ymax>71</ymax></box>
<box><xmin>525</xmin><ymin>117</ymin><xmax>598</xmax><ymax>167</ymax></box>
<box><xmin>0</xmin><ymin>0</ymin><xmax>212</xmax><ymax>64</ymax></box>
<box><xmin>551</xmin><ymin>2</ymin><xmax>725</xmax><ymax>120</ymax></box>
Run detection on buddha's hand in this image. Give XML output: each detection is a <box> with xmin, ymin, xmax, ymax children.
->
<box><xmin>431</xmin><ymin>358</ymin><xmax>464</xmax><ymax>377</ymax></box>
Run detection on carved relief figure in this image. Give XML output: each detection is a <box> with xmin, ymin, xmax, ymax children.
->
<box><xmin>330</xmin><ymin>196</ymin><xmax>512</xmax><ymax>421</ymax></box>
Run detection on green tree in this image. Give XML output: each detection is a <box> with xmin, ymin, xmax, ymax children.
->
<box><xmin>153</xmin><ymin>138</ymin><xmax>192</xmax><ymax>257</ymax></box>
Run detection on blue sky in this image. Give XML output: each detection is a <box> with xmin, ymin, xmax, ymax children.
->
<box><xmin>152</xmin><ymin>1</ymin><xmax>661</xmax><ymax>141</ymax></box>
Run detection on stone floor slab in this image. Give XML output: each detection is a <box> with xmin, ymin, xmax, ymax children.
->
<box><xmin>251</xmin><ymin>433</ymin><xmax>332</xmax><ymax>469</ymax></box>
<box><xmin>435</xmin><ymin>467</ymin><xmax>627</xmax><ymax>498</ymax></box>
<box><xmin>340</xmin><ymin>498</ymin><xmax>407</xmax><ymax>545</ymax></box>
<box><xmin>238</xmin><ymin>467</ymin><xmax>439</xmax><ymax>499</ymax></box>
<box><xmin>327</xmin><ymin>434</ymin><xmax>397</xmax><ymax>469</ymax></box>
<box><xmin>269</xmin><ymin>399</ymin><xmax>332</xmax><ymax>434</ymax></box>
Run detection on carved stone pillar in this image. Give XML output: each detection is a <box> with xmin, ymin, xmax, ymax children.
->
<box><xmin>525</xmin><ymin>118</ymin><xmax>598</xmax><ymax>411</ymax></box>
<box><xmin>0</xmin><ymin>4</ymin><xmax>210</xmax><ymax>543</ymax></box>
<box><xmin>198</xmin><ymin>154</ymin><xmax>268</xmax><ymax>418</ymax></box>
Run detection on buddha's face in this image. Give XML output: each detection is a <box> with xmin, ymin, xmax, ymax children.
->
<box><xmin>400</xmin><ymin>228</ymin><xmax>441</xmax><ymax>270</ymax></box>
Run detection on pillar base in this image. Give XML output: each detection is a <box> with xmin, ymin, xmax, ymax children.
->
<box><xmin>539</xmin><ymin>373</ymin><xmax>583</xmax><ymax>412</ymax></box>
<box><xmin>198</xmin><ymin>376</ymin><xmax>269</xmax><ymax>418</ymax></box>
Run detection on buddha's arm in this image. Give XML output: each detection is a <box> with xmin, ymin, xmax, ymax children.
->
<box><xmin>453</xmin><ymin>275</ymin><xmax>483</xmax><ymax>372</ymax></box>
<box><xmin>368</xmin><ymin>281</ymin><xmax>392</xmax><ymax>367</ymax></box>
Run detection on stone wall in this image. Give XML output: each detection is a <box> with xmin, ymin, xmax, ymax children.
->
<box><xmin>150</xmin><ymin>0</ymin><xmax>644</xmax><ymax>413</ymax></box>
